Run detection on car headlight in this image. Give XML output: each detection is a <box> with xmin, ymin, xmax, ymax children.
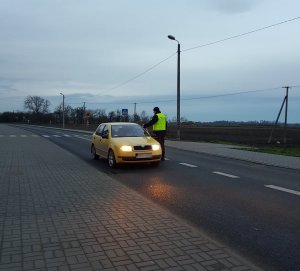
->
<box><xmin>120</xmin><ymin>145</ymin><xmax>133</xmax><ymax>152</ymax></box>
<box><xmin>152</xmin><ymin>144</ymin><xmax>160</xmax><ymax>151</ymax></box>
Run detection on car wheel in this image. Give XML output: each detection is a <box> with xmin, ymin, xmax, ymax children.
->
<box><xmin>91</xmin><ymin>145</ymin><xmax>99</xmax><ymax>160</ymax></box>
<box><xmin>108</xmin><ymin>149</ymin><xmax>117</xmax><ymax>168</ymax></box>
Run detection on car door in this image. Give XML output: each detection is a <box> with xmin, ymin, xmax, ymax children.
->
<box><xmin>93</xmin><ymin>124</ymin><xmax>105</xmax><ymax>155</ymax></box>
<box><xmin>98</xmin><ymin>124</ymin><xmax>110</xmax><ymax>157</ymax></box>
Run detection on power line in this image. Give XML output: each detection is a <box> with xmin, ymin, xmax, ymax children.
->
<box><xmin>136</xmin><ymin>86</ymin><xmax>285</xmax><ymax>104</ymax></box>
<box><xmin>61</xmin><ymin>83</ymin><xmax>300</xmax><ymax>107</ymax></box>
<box><xmin>95</xmin><ymin>16</ymin><xmax>299</xmax><ymax>94</ymax></box>
<box><xmin>99</xmin><ymin>52</ymin><xmax>177</xmax><ymax>95</ymax></box>
<box><xmin>181</xmin><ymin>87</ymin><xmax>285</xmax><ymax>101</ymax></box>
<box><xmin>76</xmin><ymin>86</ymin><xmax>295</xmax><ymax>107</ymax></box>
<box><xmin>183</xmin><ymin>16</ymin><xmax>300</xmax><ymax>52</ymax></box>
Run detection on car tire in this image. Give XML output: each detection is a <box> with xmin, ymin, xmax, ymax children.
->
<box><xmin>108</xmin><ymin>149</ymin><xmax>117</xmax><ymax>168</ymax></box>
<box><xmin>91</xmin><ymin>145</ymin><xmax>99</xmax><ymax>160</ymax></box>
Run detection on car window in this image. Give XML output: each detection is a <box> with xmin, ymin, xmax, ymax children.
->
<box><xmin>112</xmin><ymin>125</ymin><xmax>146</xmax><ymax>137</ymax></box>
<box><xmin>102</xmin><ymin>125</ymin><xmax>109</xmax><ymax>137</ymax></box>
<box><xmin>111</xmin><ymin>125</ymin><xmax>120</xmax><ymax>137</ymax></box>
<box><xmin>95</xmin><ymin>124</ymin><xmax>104</xmax><ymax>135</ymax></box>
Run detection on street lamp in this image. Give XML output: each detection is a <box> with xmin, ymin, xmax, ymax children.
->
<box><xmin>168</xmin><ymin>35</ymin><xmax>181</xmax><ymax>140</ymax></box>
<box><xmin>60</xmin><ymin>92</ymin><xmax>65</xmax><ymax>129</ymax></box>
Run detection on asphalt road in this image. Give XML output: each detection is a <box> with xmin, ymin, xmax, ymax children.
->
<box><xmin>14</xmin><ymin>125</ymin><xmax>300</xmax><ymax>271</ymax></box>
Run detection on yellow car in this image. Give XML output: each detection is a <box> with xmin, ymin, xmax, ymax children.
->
<box><xmin>91</xmin><ymin>122</ymin><xmax>162</xmax><ymax>167</ymax></box>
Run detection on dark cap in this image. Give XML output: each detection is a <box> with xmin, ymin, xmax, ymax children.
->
<box><xmin>153</xmin><ymin>107</ymin><xmax>160</xmax><ymax>112</ymax></box>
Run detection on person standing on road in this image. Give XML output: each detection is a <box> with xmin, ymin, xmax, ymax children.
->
<box><xmin>143</xmin><ymin>107</ymin><xmax>167</xmax><ymax>160</ymax></box>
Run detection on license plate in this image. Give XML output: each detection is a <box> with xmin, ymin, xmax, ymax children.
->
<box><xmin>136</xmin><ymin>153</ymin><xmax>152</xmax><ymax>159</ymax></box>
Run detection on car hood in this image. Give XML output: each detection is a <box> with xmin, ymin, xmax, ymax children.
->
<box><xmin>111</xmin><ymin>136</ymin><xmax>158</xmax><ymax>146</ymax></box>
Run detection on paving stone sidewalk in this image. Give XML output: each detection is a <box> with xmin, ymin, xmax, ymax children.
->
<box><xmin>0</xmin><ymin>125</ymin><xmax>259</xmax><ymax>271</ymax></box>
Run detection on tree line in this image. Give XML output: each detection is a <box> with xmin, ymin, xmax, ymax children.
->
<box><xmin>0</xmin><ymin>95</ymin><xmax>151</xmax><ymax>125</ymax></box>
<box><xmin>1</xmin><ymin>95</ymin><xmax>298</xmax><ymax>127</ymax></box>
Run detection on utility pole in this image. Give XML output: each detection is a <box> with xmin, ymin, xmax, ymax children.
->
<box><xmin>168</xmin><ymin>35</ymin><xmax>181</xmax><ymax>140</ymax></box>
<box><xmin>83</xmin><ymin>102</ymin><xmax>86</xmax><ymax>126</ymax></box>
<box><xmin>283</xmin><ymin>86</ymin><xmax>289</xmax><ymax>144</ymax></box>
<box><xmin>176</xmin><ymin>41</ymin><xmax>181</xmax><ymax>140</ymax></box>
<box><xmin>60</xmin><ymin>93</ymin><xmax>65</xmax><ymax>129</ymax></box>
<box><xmin>134</xmin><ymin>103</ymin><xmax>137</xmax><ymax>116</ymax></box>
<box><xmin>268</xmin><ymin>86</ymin><xmax>290</xmax><ymax>144</ymax></box>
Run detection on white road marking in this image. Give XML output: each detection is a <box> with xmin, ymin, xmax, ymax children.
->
<box><xmin>213</xmin><ymin>171</ymin><xmax>239</xmax><ymax>178</ymax></box>
<box><xmin>265</xmin><ymin>185</ymin><xmax>300</xmax><ymax>196</ymax></box>
<box><xmin>39</xmin><ymin>134</ymin><xmax>89</xmax><ymax>140</ymax></box>
<box><xmin>179</xmin><ymin>162</ymin><xmax>198</xmax><ymax>168</ymax></box>
<box><xmin>0</xmin><ymin>133</ymin><xmax>89</xmax><ymax>139</ymax></box>
<box><xmin>73</xmin><ymin>134</ymin><xmax>90</xmax><ymax>141</ymax></box>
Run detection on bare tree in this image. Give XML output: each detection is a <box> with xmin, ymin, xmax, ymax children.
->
<box><xmin>131</xmin><ymin>113</ymin><xmax>141</xmax><ymax>123</ymax></box>
<box><xmin>140</xmin><ymin>110</ymin><xmax>149</xmax><ymax>124</ymax></box>
<box><xmin>108</xmin><ymin>111</ymin><xmax>116</xmax><ymax>122</ymax></box>
<box><xmin>24</xmin><ymin>96</ymin><xmax>50</xmax><ymax>114</ymax></box>
<box><xmin>93</xmin><ymin>109</ymin><xmax>108</xmax><ymax>123</ymax></box>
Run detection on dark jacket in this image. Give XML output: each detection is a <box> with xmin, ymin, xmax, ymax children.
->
<box><xmin>143</xmin><ymin>114</ymin><xmax>158</xmax><ymax>128</ymax></box>
<box><xmin>143</xmin><ymin>111</ymin><xmax>167</xmax><ymax>136</ymax></box>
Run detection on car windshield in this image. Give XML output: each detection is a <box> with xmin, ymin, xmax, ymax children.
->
<box><xmin>111</xmin><ymin>125</ymin><xmax>148</xmax><ymax>137</ymax></box>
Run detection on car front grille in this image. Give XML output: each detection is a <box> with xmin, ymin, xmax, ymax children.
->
<box><xmin>121</xmin><ymin>155</ymin><xmax>161</xmax><ymax>161</ymax></box>
<box><xmin>133</xmin><ymin>145</ymin><xmax>152</xmax><ymax>151</ymax></box>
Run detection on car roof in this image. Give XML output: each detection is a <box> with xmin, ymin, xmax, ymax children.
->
<box><xmin>104</xmin><ymin>122</ymin><xmax>139</xmax><ymax>126</ymax></box>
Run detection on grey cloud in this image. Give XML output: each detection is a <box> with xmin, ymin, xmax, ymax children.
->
<box><xmin>206</xmin><ymin>0</ymin><xmax>261</xmax><ymax>14</ymax></box>
<box><xmin>0</xmin><ymin>78</ymin><xmax>18</xmax><ymax>93</ymax></box>
<box><xmin>0</xmin><ymin>0</ymin><xmax>299</xmax><ymax>122</ymax></box>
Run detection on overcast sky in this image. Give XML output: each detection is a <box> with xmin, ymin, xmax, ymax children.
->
<box><xmin>0</xmin><ymin>0</ymin><xmax>299</xmax><ymax>122</ymax></box>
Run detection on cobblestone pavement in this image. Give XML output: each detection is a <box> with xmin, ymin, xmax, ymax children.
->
<box><xmin>0</xmin><ymin>124</ymin><xmax>259</xmax><ymax>271</ymax></box>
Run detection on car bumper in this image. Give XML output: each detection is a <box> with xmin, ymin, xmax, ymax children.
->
<box><xmin>117</xmin><ymin>154</ymin><xmax>161</xmax><ymax>163</ymax></box>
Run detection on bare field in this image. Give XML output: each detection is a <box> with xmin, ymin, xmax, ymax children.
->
<box><xmin>166</xmin><ymin>125</ymin><xmax>300</xmax><ymax>147</ymax></box>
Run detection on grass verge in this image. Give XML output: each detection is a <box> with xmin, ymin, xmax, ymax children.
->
<box><xmin>206</xmin><ymin>140</ymin><xmax>300</xmax><ymax>158</ymax></box>
<box><xmin>237</xmin><ymin>146</ymin><xmax>300</xmax><ymax>158</ymax></box>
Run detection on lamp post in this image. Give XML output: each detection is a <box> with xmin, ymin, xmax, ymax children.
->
<box><xmin>168</xmin><ymin>35</ymin><xmax>181</xmax><ymax>140</ymax></box>
<box><xmin>60</xmin><ymin>92</ymin><xmax>65</xmax><ymax>129</ymax></box>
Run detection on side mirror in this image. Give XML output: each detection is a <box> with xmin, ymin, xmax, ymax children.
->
<box><xmin>102</xmin><ymin>133</ymin><xmax>108</xmax><ymax>139</ymax></box>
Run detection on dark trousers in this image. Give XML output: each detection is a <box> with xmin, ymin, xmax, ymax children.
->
<box><xmin>153</xmin><ymin>131</ymin><xmax>166</xmax><ymax>159</ymax></box>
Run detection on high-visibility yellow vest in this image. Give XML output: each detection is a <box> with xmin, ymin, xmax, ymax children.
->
<box><xmin>153</xmin><ymin>113</ymin><xmax>167</xmax><ymax>131</ymax></box>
